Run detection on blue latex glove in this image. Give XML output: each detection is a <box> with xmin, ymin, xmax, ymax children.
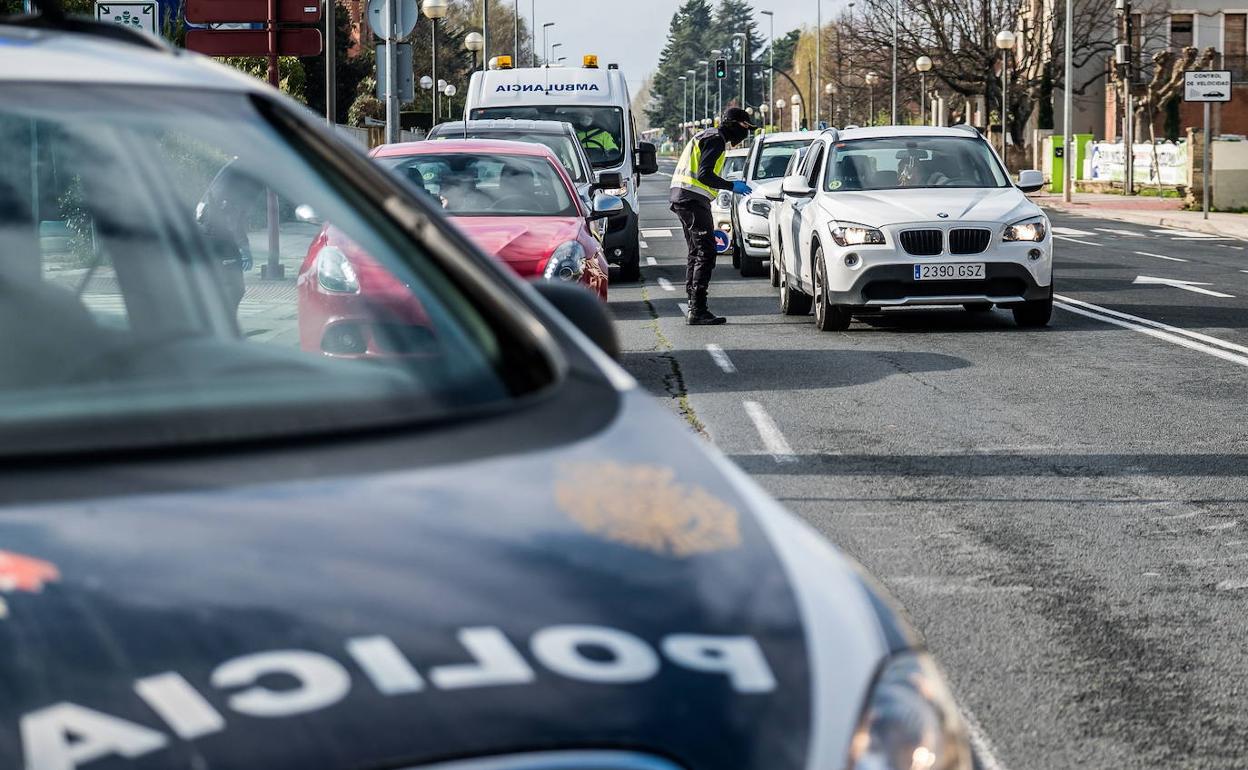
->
<box><xmin>732</xmin><ymin>180</ymin><xmax>753</xmax><ymax>196</ymax></box>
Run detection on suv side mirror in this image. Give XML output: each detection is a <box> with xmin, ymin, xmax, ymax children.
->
<box><xmin>588</xmin><ymin>194</ymin><xmax>625</xmax><ymax>221</ymax></box>
<box><xmin>781</xmin><ymin>174</ymin><xmax>815</xmax><ymax>198</ymax></box>
<box><xmin>593</xmin><ymin>171</ymin><xmax>624</xmax><ymax>191</ymax></box>
<box><xmin>533</xmin><ymin>281</ymin><xmax>620</xmax><ymax>361</ymax></box>
<box><xmin>1017</xmin><ymin>169</ymin><xmax>1044</xmax><ymax>194</ymax></box>
<box><xmin>635</xmin><ymin>142</ymin><xmax>659</xmax><ymax>175</ymax></box>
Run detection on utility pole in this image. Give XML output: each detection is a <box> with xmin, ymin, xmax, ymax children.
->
<box><xmin>890</xmin><ymin>0</ymin><xmax>898</xmax><ymax>124</ymax></box>
<box><xmin>530</xmin><ymin>0</ymin><xmax>535</xmax><ymax>66</ymax></box>
<box><xmin>482</xmin><ymin>0</ymin><xmax>488</xmax><ymax>69</ymax></box>
<box><xmin>761</xmin><ymin>10</ymin><xmax>774</xmax><ymax>131</ymax></box>
<box><xmin>1120</xmin><ymin>0</ymin><xmax>1135</xmax><ymax>196</ymax></box>
<box><xmin>1063</xmin><ymin>0</ymin><xmax>1073</xmax><ymax>202</ymax></box>
<box><xmin>815</xmin><ymin>0</ymin><xmax>821</xmax><ymax>126</ymax></box>
<box><xmin>384</xmin><ymin>0</ymin><xmax>398</xmax><ymax>142</ymax></box>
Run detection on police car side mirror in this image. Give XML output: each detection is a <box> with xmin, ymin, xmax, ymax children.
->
<box><xmin>636</xmin><ymin>142</ymin><xmax>659</xmax><ymax>175</ymax></box>
<box><xmin>1017</xmin><ymin>169</ymin><xmax>1044</xmax><ymax>194</ymax></box>
<box><xmin>533</xmin><ymin>281</ymin><xmax>621</xmax><ymax>361</ymax></box>
<box><xmin>588</xmin><ymin>194</ymin><xmax>626</xmax><ymax>221</ymax></box>
<box><xmin>781</xmin><ymin>174</ymin><xmax>815</xmax><ymax>198</ymax></box>
<box><xmin>593</xmin><ymin>171</ymin><xmax>624</xmax><ymax>191</ymax></box>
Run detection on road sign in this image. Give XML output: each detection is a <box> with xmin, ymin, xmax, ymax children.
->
<box><xmin>375</xmin><ymin>42</ymin><xmax>414</xmax><ymax>102</ymax></box>
<box><xmin>185</xmin><ymin>0</ymin><xmax>321</xmax><ymax>24</ymax></box>
<box><xmin>95</xmin><ymin>1</ymin><xmax>157</xmax><ymax>35</ymax></box>
<box><xmin>1183</xmin><ymin>70</ymin><xmax>1232</xmax><ymax>103</ymax></box>
<box><xmin>185</xmin><ymin>27</ymin><xmax>322</xmax><ymax>56</ymax></box>
<box><xmin>713</xmin><ymin>230</ymin><xmax>730</xmax><ymax>254</ymax></box>
<box><xmin>367</xmin><ymin>0</ymin><xmax>417</xmax><ymax>41</ymax></box>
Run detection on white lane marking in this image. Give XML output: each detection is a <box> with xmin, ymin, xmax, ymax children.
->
<box><xmin>1056</xmin><ymin>294</ymin><xmax>1248</xmax><ymax>356</ymax></box>
<box><xmin>962</xmin><ymin>706</ymin><xmax>1010</xmax><ymax>770</ymax></box>
<box><xmin>1055</xmin><ymin>235</ymin><xmax>1098</xmax><ymax>246</ymax></box>
<box><xmin>1152</xmin><ymin>228</ymin><xmax>1217</xmax><ymax>239</ymax></box>
<box><xmin>1217</xmin><ymin>578</ymin><xmax>1248</xmax><ymax>591</ymax></box>
<box><xmin>677</xmin><ymin>302</ymin><xmax>690</xmax><ymax>317</ymax></box>
<box><xmin>1054</xmin><ymin>296</ymin><xmax>1248</xmax><ymax>368</ymax></box>
<box><xmin>1133</xmin><ymin>250</ymin><xmax>1188</xmax><ymax>263</ymax></box>
<box><xmin>1173</xmin><ymin>237</ymin><xmax>1231</xmax><ymax>242</ymax></box>
<box><xmin>1133</xmin><ymin>275</ymin><xmax>1235</xmax><ymax>298</ymax></box>
<box><xmin>705</xmin><ymin>343</ymin><xmax>737</xmax><ymax>373</ymax></box>
<box><xmin>657</xmin><ymin>277</ymin><xmax>675</xmax><ymax>291</ymax></box>
<box><xmin>640</xmin><ymin>240</ymin><xmax>649</xmax><ymax>249</ymax></box>
<box><xmin>646</xmin><ymin>256</ymin><xmax>658</xmax><ymax>266</ymax></box>
<box><xmin>1052</xmin><ymin>226</ymin><xmax>1095</xmax><ymax>236</ymax></box>
<box><xmin>641</xmin><ymin>228</ymin><xmax>673</xmax><ymax>238</ymax></box>
<box><xmin>1096</xmin><ymin>227</ymin><xmax>1145</xmax><ymax>237</ymax></box>
<box><xmin>651</xmin><ymin>171</ymin><xmax>673</xmax><ymax>178</ymax></box>
<box><xmin>742</xmin><ymin>401</ymin><xmax>797</xmax><ymax>463</ymax></box>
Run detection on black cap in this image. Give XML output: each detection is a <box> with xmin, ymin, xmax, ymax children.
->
<box><xmin>721</xmin><ymin>107</ymin><xmax>757</xmax><ymax>128</ymax></box>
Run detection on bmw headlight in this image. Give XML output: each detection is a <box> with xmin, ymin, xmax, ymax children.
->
<box><xmin>544</xmin><ymin>241</ymin><xmax>586</xmax><ymax>282</ymax></box>
<box><xmin>848</xmin><ymin>653</ymin><xmax>972</xmax><ymax>770</ymax></box>
<box><xmin>316</xmin><ymin>246</ymin><xmax>360</xmax><ymax>294</ymax></box>
<box><xmin>830</xmin><ymin>221</ymin><xmax>886</xmax><ymax>247</ymax></box>
<box><xmin>747</xmin><ymin>198</ymin><xmax>772</xmax><ymax>217</ymax></box>
<box><xmin>1002</xmin><ymin>216</ymin><xmax>1047</xmax><ymax>242</ymax></box>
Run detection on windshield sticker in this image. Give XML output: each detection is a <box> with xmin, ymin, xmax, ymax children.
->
<box><xmin>555</xmin><ymin>464</ymin><xmax>741</xmax><ymax>556</ymax></box>
<box><xmin>19</xmin><ymin>626</ymin><xmax>775</xmax><ymax>769</ymax></box>
<box><xmin>828</xmin><ymin>180</ymin><xmax>842</xmax><ymax>190</ymax></box>
<box><xmin>0</xmin><ymin>550</ymin><xmax>60</xmax><ymax>620</ymax></box>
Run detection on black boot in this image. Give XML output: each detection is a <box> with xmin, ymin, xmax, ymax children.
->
<box><xmin>687</xmin><ymin>296</ymin><xmax>727</xmax><ymax>325</ymax></box>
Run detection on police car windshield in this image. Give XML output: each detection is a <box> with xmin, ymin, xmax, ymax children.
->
<box><xmin>432</xmin><ymin>131</ymin><xmax>588</xmax><ymax>183</ymax></box>
<box><xmin>753</xmin><ymin>140</ymin><xmax>812</xmax><ymax>180</ymax></box>
<box><xmin>472</xmin><ymin>107</ymin><xmax>625</xmax><ymax>169</ymax></box>
<box><xmin>378</xmin><ymin>153</ymin><xmax>578</xmax><ymax>217</ymax></box>
<box><xmin>0</xmin><ymin>85</ymin><xmax>533</xmax><ymax>456</ymax></box>
<box><xmin>824</xmin><ymin>136</ymin><xmax>1010</xmax><ymax>191</ymax></box>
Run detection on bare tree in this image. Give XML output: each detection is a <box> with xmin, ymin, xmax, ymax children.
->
<box><xmin>1127</xmin><ymin>45</ymin><xmax>1216</xmax><ymax>190</ymax></box>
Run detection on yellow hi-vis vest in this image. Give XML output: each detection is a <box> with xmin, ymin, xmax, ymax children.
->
<box><xmin>671</xmin><ymin>130</ymin><xmax>726</xmax><ymax>200</ymax></box>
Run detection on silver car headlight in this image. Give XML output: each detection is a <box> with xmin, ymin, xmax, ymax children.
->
<box><xmin>315</xmin><ymin>246</ymin><xmax>360</xmax><ymax>294</ymax></box>
<box><xmin>543</xmin><ymin>241</ymin><xmax>586</xmax><ymax>282</ymax></box>
<box><xmin>829</xmin><ymin>221</ymin><xmax>886</xmax><ymax>247</ymax></box>
<box><xmin>1002</xmin><ymin>216</ymin><xmax>1047</xmax><ymax>242</ymax></box>
<box><xmin>747</xmin><ymin>198</ymin><xmax>772</xmax><ymax>217</ymax></box>
<box><xmin>848</xmin><ymin>652</ymin><xmax>972</xmax><ymax>770</ymax></box>
<box><xmin>715</xmin><ymin>191</ymin><xmax>734</xmax><ymax>209</ymax></box>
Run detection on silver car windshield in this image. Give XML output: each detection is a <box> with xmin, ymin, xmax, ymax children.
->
<box><xmin>824</xmin><ymin>136</ymin><xmax>1010</xmax><ymax>191</ymax></box>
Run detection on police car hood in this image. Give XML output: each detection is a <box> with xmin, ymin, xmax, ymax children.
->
<box><xmin>0</xmin><ymin>392</ymin><xmax>894</xmax><ymax>770</ymax></box>
<box><xmin>819</xmin><ymin>185</ymin><xmax>1037</xmax><ymax>226</ymax></box>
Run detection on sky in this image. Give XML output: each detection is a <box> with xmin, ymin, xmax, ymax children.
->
<box><xmin>525</xmin><ymin>0</ymin><xmax>846</xmax><ymax>91</ymax></box>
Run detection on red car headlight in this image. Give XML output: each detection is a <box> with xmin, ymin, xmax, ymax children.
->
<box><xmin>543</xmin><ymin>241</ymin><xmax>587</xmax><ymax>282</ymax></box>
<box><xmin>316</xmin><ymin>246</ymin><xmax>361</xmax><ymax>294</ymax></box>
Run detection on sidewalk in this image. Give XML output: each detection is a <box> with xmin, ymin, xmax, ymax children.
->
<box><xmin>1035</xmin><ymin>191</ymin><xmax>1248</xmax><ymax>241</ymax></box>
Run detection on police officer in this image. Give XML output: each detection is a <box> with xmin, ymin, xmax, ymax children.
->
<box><xmin>670</xmin><ymin>107</ymin><xmax>755</xmax><ymax>325</ymax></box>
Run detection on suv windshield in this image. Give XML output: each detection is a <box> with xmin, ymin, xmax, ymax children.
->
<box><xmin>722</xmin><ymin>154</ymin><xmax>747</xmax><ymax>180</ymax></box>
<box><xmin>377</xmin><ymin>153</ymin><xmax>578</xmax><ymax>217</ymax></box>
<box><xmin>0</xmin><ymin>85</ymin><xmax>528</xmax><ymax>456</ymax></box>
<box><xmin>472</xmin><ymin>107</ymin><xmax>625</xmax><ymax>169</ymax></box>
<box><xmin>753</xmin><ymin>140</ymin><xmax>813</xmax><ymax>181</ymax></box>
<box><xmin>430</xmin><ymin>130</ymin><xmax>588</xmax><ymax>184</ymax></box>
<box><xmin>824</xmin><ymin>136</ymin><xmax>1010</xmax><ymax>191</ymax></box>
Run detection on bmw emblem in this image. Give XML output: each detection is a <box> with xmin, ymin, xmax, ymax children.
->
<box><xmin>937</xmin><ymin>212</ymin><xmax>950</xmax><ymax>218</ymax></box>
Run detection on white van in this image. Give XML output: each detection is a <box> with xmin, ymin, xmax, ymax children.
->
<box><xmin>465</xmin><ymin>57</ymin><xmax>659</xmax><ymax>282</ymax></box>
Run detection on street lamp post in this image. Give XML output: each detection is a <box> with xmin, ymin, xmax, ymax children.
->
<box><xmin>443</xmin><ymin>83</ymin><xmax>457</xmax><ymax>120</ymax></box>
<box><xmin>699</xmin><ymin>60</ymin><xmax>710</xmax><ymax>122</ymax></box>
<box><xmin>530</xmin><ymin>0</ymin><xmax>536</xmax><ymax>66</ymax></box>
<box><xmin>996</xmin><ymin>29</ymin><xmax>1016</xmax><ymax>162</ymax></box>
<box><xmin>550</xmin><ymin>42</ymin><xmax>561</xmax><ymax>63</ymax></box>
<box><xmin>465</xmin><ymin>31</ymin><xmax>484</xmax><ymax>71</ymax></box>
<box><xmin>824</xmin><ymin>82</ymin><xmax>836</xmax><ymax>127</ymax></box>
<box><xmin>865</xmin><ymin>71</ymin><xmax>879</xmax><ymax>125</ymax></box>
<box><xmin>542</xmin><ymin>22</ymin><xmax>554</xmax><ymax>64</ymax></box>
<box><xmin>775</xmin><ymin>98</ymin><xmax>785</xmax><ymax>132</ymax></box>
<box><xmin>915</xmin><ymin>55</ymin><xmax>932</xmax><ymax>125</ymax></box>
<box><xmin>761</xmin><ymin>10</ymin><xmax>774</xmax><ymax>134</ymax></box>
<box><xmin>481</xmin><ymin>0</ymin><xmax>488</xmax><ymax>68</ymax></box>
<box><xmin>759</xmin><ymin>102</ymin><xmax>769</xmax><ymax>132</ymax></box>
<box><xmin>815</xmin><ymin>0</ymin><xmax>821</xmax><ymax>127</ymax></box>
<box><xmin>423</xmin><ymin>0</ymin><xmax>448</xmax><ymax>127</ymax></box>
<box><xmin>686</xmin><ymin>69</ymin><xmax>698</xmax><ymax>131</ymax></box>
<box><xmin>513</xmin><ymin>0</ymin><xmax>519</xmax><ymax>60</ymax></box>
<box><xmin>1063</xmin><ymin>0</ymin><xmax>1073</xmax><ymax>202</ymax></box>
<box><xmin>733</xmin><ymin>32</ymin><xmax>747</xmax><ymax>109</ymax></box>
<box><xmin>679</xmin><ymin>75</ymin><xmax>688</xmax><ymax>140</ymax></box>
<box><xmin>891</xmin><ymin>0</ymin><xmax>898</xmax><ymax>124</ymax></box>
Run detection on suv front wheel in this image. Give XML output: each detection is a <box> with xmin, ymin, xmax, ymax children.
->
<box><xmin>813</xmin><ymin>248</ymin><xmax>852</xmax><ymax>331</ymax></box>
<box><xmin>1013</xmin><ymin>288</ymin><xmax>1053</xmax><ymax>328</ymax></box>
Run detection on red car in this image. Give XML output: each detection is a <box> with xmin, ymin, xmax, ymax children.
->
<box><xmin>298</xmin><ymin>139</ymin><xmax>616</xmax><ymax>357</ymax></box>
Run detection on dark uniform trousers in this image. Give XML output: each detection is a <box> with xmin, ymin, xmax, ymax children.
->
<box><xmin>671</xmin><ymin>199</ymin><xmax>717</xmax><ymax>302</ymax></box>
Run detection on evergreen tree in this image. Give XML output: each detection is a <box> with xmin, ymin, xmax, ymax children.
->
<box><xmin>712</xmin><ymin>0</ymin><xmax>763</xmax><ymax>110</ymax></box>
<box><xmin>645</xmin><ymin>0</ymin><xmax>714</xmax><ymax>138</ymax></box>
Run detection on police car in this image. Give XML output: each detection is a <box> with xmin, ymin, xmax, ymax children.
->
<box><xmin>0</xmin><ymin>9</ymin><xmax>976</xmax><ymax>770</ymax></box>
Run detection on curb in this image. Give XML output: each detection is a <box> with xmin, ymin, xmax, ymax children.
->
<box><xmin>1037</xmin><ymin>201</ymin><xmax>1247</xmax><ymax>241</ymax></box>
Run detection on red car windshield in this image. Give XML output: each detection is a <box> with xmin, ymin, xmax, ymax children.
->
<box><xmin>379</xmin><ymin>153</ymin><xmax>578</xmax><ymax>218</ymax></box>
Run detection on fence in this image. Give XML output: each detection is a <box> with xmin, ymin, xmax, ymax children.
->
<box><xmin>1085</xmin><ymin>141</ymin><xmax>1187</xmax><ymax>186</ymax></box>
<box><xmin>333</xmin><ymin>124</ymin><xmax>425</xmax><ymax>150</ymax></box>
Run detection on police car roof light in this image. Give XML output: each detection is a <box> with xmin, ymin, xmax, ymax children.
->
<box><xmin>1</xmin><ymin>0</ymin><xmax>171</xmax><ymax>51</ymax></box>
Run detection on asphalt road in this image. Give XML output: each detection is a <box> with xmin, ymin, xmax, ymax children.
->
<box><xmin>612</xmin><ymin>163</ymin><xmax>1248</xmax><ymax>770</ymax></box>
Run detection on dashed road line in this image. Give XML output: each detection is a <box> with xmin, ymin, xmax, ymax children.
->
<box><xmin>640</xmin><ymin>240</ymin><xmax>649</xmax><ymax>249</ymax></box>
<box><xmin>1052</xmin><ymin>226</ymin><xmax>1096</xmax><ymax>236</ymax></box>
<box><xmin>677</xmin><ymin>302</ymin><xmax>690</xmax><ymax>317</ymax></box>
<box><xmin>1134</xmin><ymin>250</ymin><xmax>1188</xmax><ymax>263</ymax></box>
<box><xmin>641</xmin><ymin>228</ymin><xmax>673</xmax><ymax>238</ymax></box>
<box><xmin>962</xmin><ymin>706</ymin><xmax>1010</xmax><ymax>770</ymax></box>
<box><xmin>1133</xmin><ymin>275</ymin><xmax>1234</xmax><ymax>298</ymax></box>
<box><xmin>646</xmin><ymin>256</ymin><xmax>658</xmax><ymax>266</ymax></box>
<box><xmin>705</xmin><ymin>343</ymin><xmax>737</xmax><ymax>373</ymax></box>
<box><xmin>1153</xmin><ymin>229</ymin><xmax>1217</xmax><ymax>238</ymax></box>
<box><xmin>1055</xmin><ymin>235</ymin><xmax>1098</xmax><ymax>246</ymax></box>
<box><xmin>1055</xmin><ymin>294</ymin><xmax>1248</xmax><ymax>367</ymax></box>
<box><xmin>657</xmin><ymin>277</ymin><xmax>675</xmax><ymax>291</ymax></box>
<box><xmin>1096</xmin><ymin>227</ymin><xmax>1146</xmax><ymax>237</ymax></box>
<box><xmin>743</xmin><ymin>401</ymin><xmax>797</xmax><ymax>463</ymax></box>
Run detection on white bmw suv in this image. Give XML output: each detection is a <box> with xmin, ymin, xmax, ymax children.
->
<box><xmin>773</xmin><ymin>125</ymin><xmax>1052</xmax><ymax>330</ymax></box>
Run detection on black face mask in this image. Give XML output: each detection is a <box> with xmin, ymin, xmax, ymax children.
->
<box><xmin>721</xmin><ymin>123</ymin><xmax>749</xmax><ymax>145</ymax></box>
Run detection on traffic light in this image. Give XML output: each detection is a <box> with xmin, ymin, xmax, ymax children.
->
<box><xmin>715</xmin><ymin>58</ymin><xmax>727</xmax><ymax>79</ymax></box>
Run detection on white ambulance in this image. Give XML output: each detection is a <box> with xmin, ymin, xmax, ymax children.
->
<box><xmin>464</xmin><ymin>56</ymin><xmax>659</xmax><ymax>282</ymax></box>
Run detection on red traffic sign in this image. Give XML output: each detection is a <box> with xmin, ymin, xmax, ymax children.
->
<box><xmin>186</xmin><ymin>28</ymin><xmax>323</xmax><ymax>56</ymax></box>
<box><xmin>185</xmin><ymin>0</ymin><xmax>321</xmax><ymax>24</ymax></box>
